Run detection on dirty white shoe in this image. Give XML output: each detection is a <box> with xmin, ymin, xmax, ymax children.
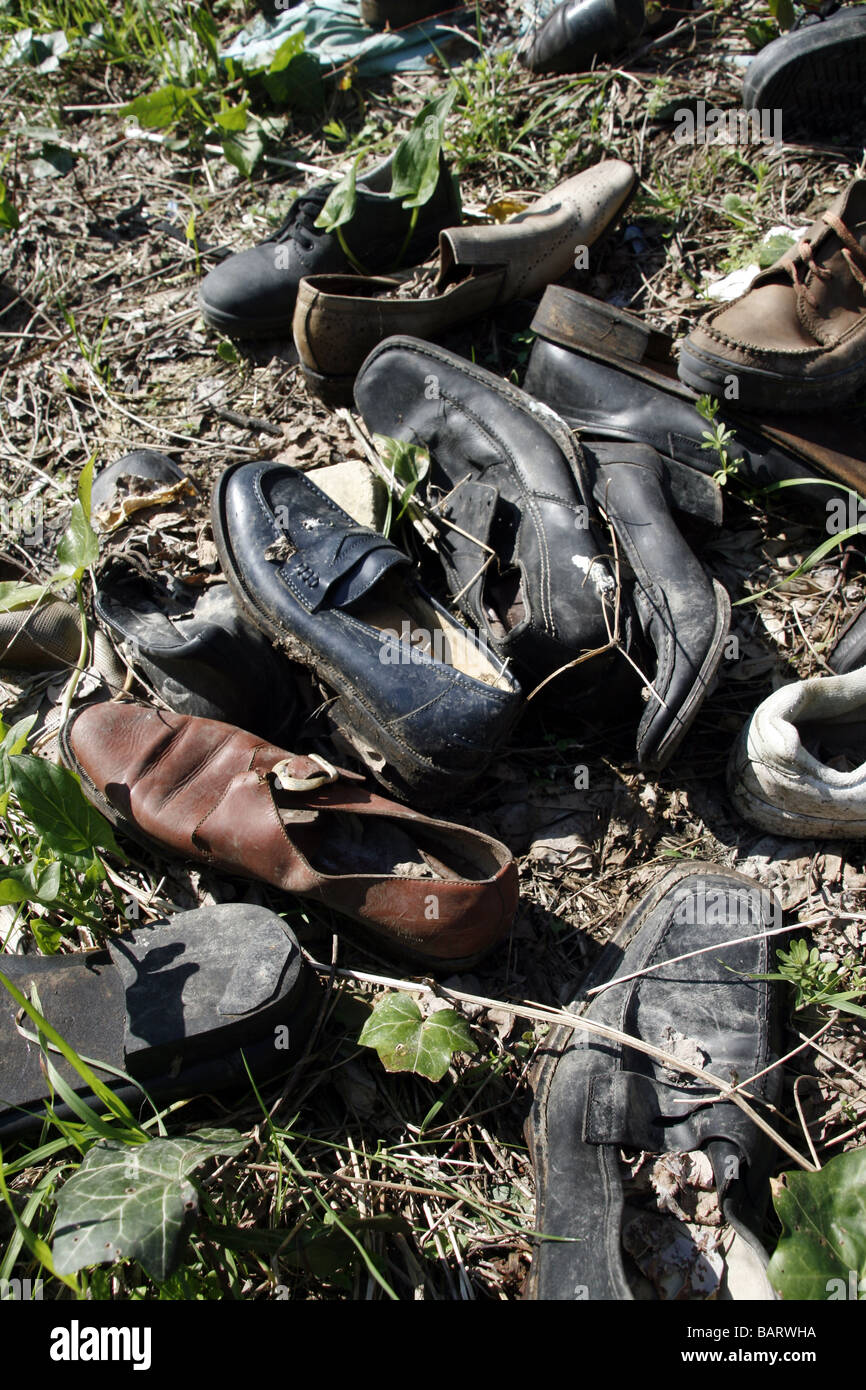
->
<box><xmin>728</xmin><ymin>668</ymin><xmax>866</xmax><ymax>838</ymax></box>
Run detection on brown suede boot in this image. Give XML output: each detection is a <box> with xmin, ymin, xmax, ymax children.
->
<box><xmin>679</xmin><ymin>179</ymin><xmax>866</xmax><ymax>412</ymax></box>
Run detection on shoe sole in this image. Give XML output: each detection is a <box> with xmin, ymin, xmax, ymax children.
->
<box><xmin>300</xmin><ymin>362</ymin><xmax>357</xmax><ymax>409</ymax></box>
<box><xmin>58</xmin><ymin>707</ymin><xmax>500</xmax><ymax>972</ymax></box>
<box><xmin>211</xmin><ymin>462</ymin><xmax>488</xmax><ymax>808</ymax></box>
<box><xmin>743</xmin><ymin>12</ymin><xmax>866</xmax><ymax>134</ymax></box>
<box><xmin>677</xmin><ymin>337</ymin><xmax>866</xmax><ymax>414</ymax></box>
<box><xmin>198</xmin><ymin>289</ymin><xmax>291</xmax><ymax>341</ymax></box>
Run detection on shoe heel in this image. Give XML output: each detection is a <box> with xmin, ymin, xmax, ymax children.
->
<box><xmin>302</xmin><ymin>365</ymin><xmax>357</xmax><ymax>409</ymax></box>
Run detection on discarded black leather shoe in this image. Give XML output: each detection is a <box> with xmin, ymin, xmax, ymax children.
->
<box><xmin>525</xmin><ymin>284</ymin><xmax>866</xmax><ymax>509</ymax></box>
<box><xmin>585</xmin><ymin>441</ymin><xmax>730</xmax><ymax>769</ymax></box>
<box><xmin>527</xmin><ymin>863</ymin><xmax>782</xmax><ymax>1301</ymax></box>
<box><xmin>0</xmin><ymin>903</ymin><xmax>317</xmax><ymax>1142</ymax></box>
<box><xmin>354</xmin><ymin>336</ymin><xmax>619</xmax><ymax>686</ymax></box>
<box><xmin>828</xmin><ymin>602</ymin><xmax>866</xmax><ymax>674</ymax></box>
<box><xmin>199</xmin><ymin>153</ymin><xmax>461</xmax><ymax>340</ymax></box>
<box><xmin>91</xmin><ymin>448</ymin><xmax>189</xmax><ymax>520</ymax></box>
<box><xmin>742</xmin><ymin>4</ymin><xmax>866</xmax><ymax>136</ymax></box>
<box><xmin>95</xmin><ymin>563</ymin><xmax>300</xmax><ymax>743</ymax></box>
<box><xmin>522</xmin><ymin>0</ymin><xmax>645</xmax><ymax>75</ymax></box>
<box><xmin>212</xmin><ymin>460</ymin><xmax>522</xmax><ymax>803</ymax></box>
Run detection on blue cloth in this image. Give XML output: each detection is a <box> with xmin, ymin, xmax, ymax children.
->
<box><xmin>222</xmin><ymin>1</ymin><xmax>475</xmax><ymax>78</ymax></box>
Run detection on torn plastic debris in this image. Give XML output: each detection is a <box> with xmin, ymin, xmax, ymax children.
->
<box><xmin>701</xmin><ymin>224</ymin><xmax>808</xmax><ymax>302</ymax></box>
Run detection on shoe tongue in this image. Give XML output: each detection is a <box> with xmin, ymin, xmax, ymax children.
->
<box><xmin>274</xmin><ymin>186</ymin><xmax>332</xmax><ymax>241</ymax></box>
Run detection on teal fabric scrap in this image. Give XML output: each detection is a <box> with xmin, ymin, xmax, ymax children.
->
<box><xmin>221</xmin><ymin>1</ymin><xmax>474</xmax><ymax>77</ymax></box>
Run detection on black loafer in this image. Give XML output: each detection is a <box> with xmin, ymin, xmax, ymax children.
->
<box><xmin>95</xmin><ymin>563</ymin><xmax>301</xmax><ymax>744</ymax></box>
<box><xmin>198</xmin><ymin>152</ymin><xmax>461</xmax><ymax>340</ymax></box>
<box><xmin>354</xmin><ymin>336</ymin><xmax>619</xmax><ymax>686</ymax></box>
<box><xmin>212</xmin><ymin>461</ymin><xmax>522</xmax><ymax>803</ymax></box>
<box><xmin>91</xmin><ymin>448</ymin><xmax>188</xmax><ymax>518</ymax></box>
<box><xmin>527</xmin><ymin>863</ymin><xmax>783</xmax><ymax>1301</ymax></box>
<box><xmin>522</xmin><ymin>0</ymin><xmax>645</xmax><ymax>75</ymax></box>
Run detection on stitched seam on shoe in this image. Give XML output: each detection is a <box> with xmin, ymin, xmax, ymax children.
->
<box><xmin>694</xmin><ymin>327</ymin><xmax>825</xmax><ymax>359</ymax></box>
<box><xmin>191</xmin><ymin>742</ymin><xmax>269</xmax><ymax>853</ymax></box>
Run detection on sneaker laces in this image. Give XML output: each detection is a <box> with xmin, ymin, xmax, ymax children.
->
<box><xmin>787</xmin><ymin>210</ymin><xmax>866</xmax><ymax>311</ymax></box>
<box><xmin>267</xmin><ymin>187</ymin><xmax>332</xmax><ymax>250</ymax></box>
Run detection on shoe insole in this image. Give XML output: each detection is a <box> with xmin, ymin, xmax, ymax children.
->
<box><xmin>284</xmin><ymin>807</ymin><xmax>485</xmax><ymax>882</ymax></box>
<box><xmin>354</xmin><ymin>578</ymin><xmax>507</xmax><ymax>687</ymax></box>
<box><xmin>799</xmin><ymin>717</ymin><xmax>866</xmax><ymax>771</ymax></box>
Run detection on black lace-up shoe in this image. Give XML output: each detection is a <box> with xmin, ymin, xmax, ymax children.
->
<box><xmin>198</xmin><ymin>153</ymin><xmax>460</xmax><ymax>340</ymax></box>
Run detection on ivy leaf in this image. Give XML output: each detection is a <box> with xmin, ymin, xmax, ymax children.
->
<box><xmin>768</xmin><ymin>1150</ymin><xmax>866</xmax><ymax>1300</ymax></box>
<box><xmin>213</xmin><ymin>102</ymin><xmax>249</xmax><ymax>133</ymax></box>
<box><xmin>221</xmin><ymin>120</ymin><xmax>265</xmax><ymax>178</ymax></box>
<box><xmin>53</xmin><ymin>1131</ymin><xmax>247</xmax><ymax>1282</ymax></box>
<box><xmin>0</xmin><ymin>580</ymin><xmax>53</xmax><ymax>613</ymax></box>
<box><xmin>315</xmin><ymin>158</ymin><xmax>358</xmax><ymax>235</ymax></box>
<box><xmin>121</xmin><ymin>85</ymin><xmax>195</xmax><ymax>131</ymax></box>
<box><xmin>56</xmin><ymin>466</ymin><xmax>98</xmax><ymax>579</ymax></box>
<box><xmin>1</xmin><ymin>713</ymin><xmax>36</xmax><ymax>757</ymax></box>
<box><xmin>9</xmin><ymin>755</ymin><xmax>122</xmax><ymax>860</ymax></box>
<box><xmin>390</xmin><ymin>86</ymin><xmax>456</xmax><ymax>210</ymax></box>
<box><xmin>0</xmin><ymin>859</ymin><xmax>61</xmax><ymax>907</ymax></box>
<box><xmin>358</xmin><ymin>992</ymin><xmax>476</xmax><ymax>1082</ymax></box>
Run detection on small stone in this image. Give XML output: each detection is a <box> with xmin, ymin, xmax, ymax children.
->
<box><xmin>311</xmin><ymin>460</ymin><xmax>388</xmax><ymax>530</ymax></box>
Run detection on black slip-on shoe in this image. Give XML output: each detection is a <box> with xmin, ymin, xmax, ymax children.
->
<box><xmin>585</xmin><ymin>442</ymin><xmax>730</xmax><ymax>770</ymax></box>
<box><xmin>354</xmin><ymin>336</ymin><xmax>623</xmax><ymax>687</ymax></box>
<box><xmin>198</xmin><ymin>152</ymin><xmax>461</xmax><ymax>340</ymax></box>
<box><xmin>0</xmin><ymin>903</ymin><xmax>317</xmax><ymax>1142</ymax></box>
<box><xmin>522</xmin><ymin>0</ymin><xmax>645</xmax><ymax>74</ymax></box>
<box><xmin>91</xmin><ymin>448</ymin><xmax>189</xmax><ymax>519</ymax></box>
<box><xmin>743</xmin><ymin>4</ymin><xmax>866</xmax><ymax>137</ymax></box>
<box><xmin>525</xmin><ymin>283</ymin><xmax>866</xmax><ymax>511</ymax></box>
<box><xmin>527</xmin><ymin>863</ymin><xmax>783</xmax><ymax>1301</ymax></box>
<box><xmin>94</xmin><ymin>563</ymin><xmax>301</xmax><ymax>743</ymax></box>
<box><xmin>211</xmin><ymin>460</ymin><xmax>522</xmax><ymax>804</ymax></box>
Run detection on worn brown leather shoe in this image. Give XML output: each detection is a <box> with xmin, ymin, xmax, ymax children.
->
<box><xmin>294</xmin><ymin>160</ymin><xmax>636</xmax><ymax>405</ymax></box>
<box><xmin>61</xmin><ymin>702</ymin><xmax>518</xmax><ymax>969</ymax></box>
<box><xmin>679</xmin><ymin>179</ymin><xmax>866</xmax><ymax>411</ymax></box>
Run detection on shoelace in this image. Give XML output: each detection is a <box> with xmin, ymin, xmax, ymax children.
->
<box><xmin>787</xmin><ymin>210</ymin><xmax>866</xmax><ymax>311</ymax></box>
<box><xmin>267</xmin><ymin>187</ymin><xmax>332</xmax><ymax>250</ymax></box>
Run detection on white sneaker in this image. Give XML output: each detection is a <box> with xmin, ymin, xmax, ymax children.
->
<box><xmin>728</xmin><ymin>668</ymin><xmax>866</xmax><ymax>838</ymax></box>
